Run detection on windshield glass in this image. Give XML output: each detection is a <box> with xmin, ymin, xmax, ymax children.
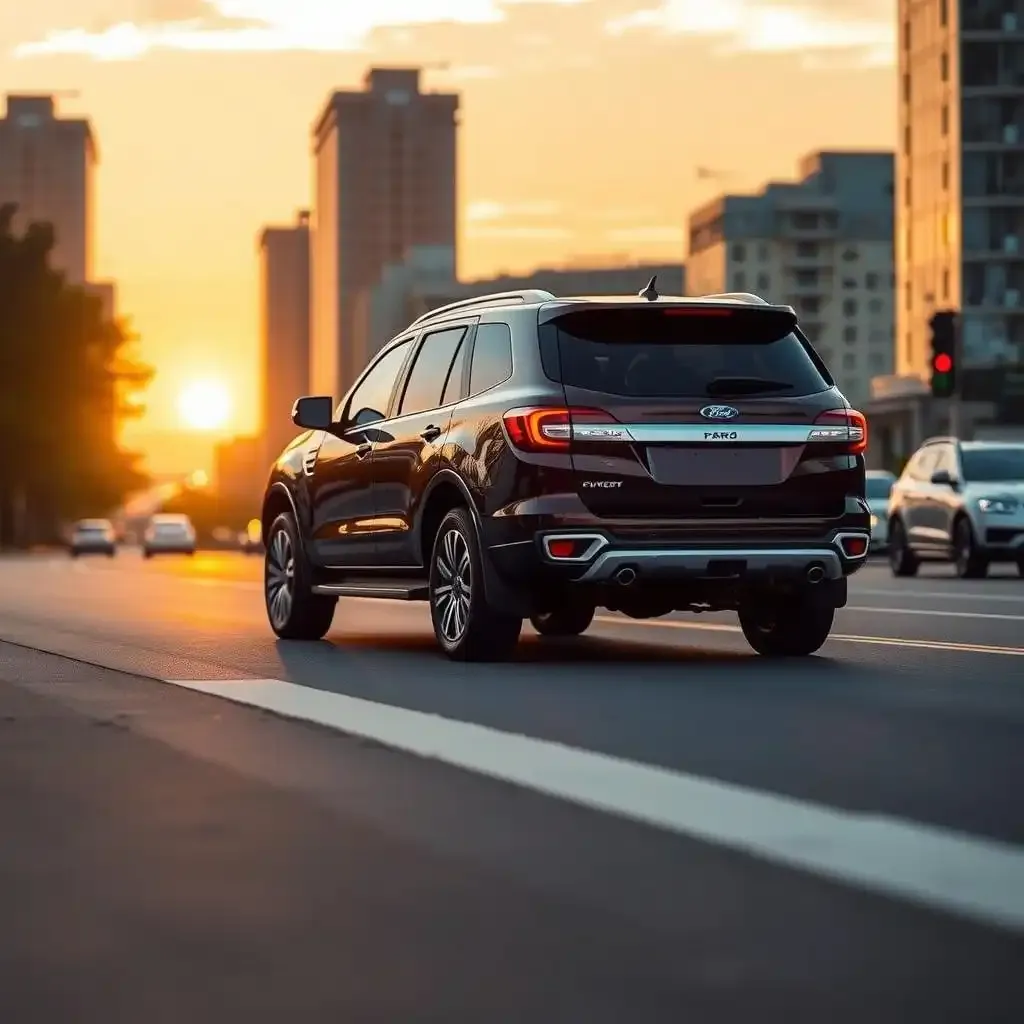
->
<box><xmin>960</xmin><ymin>447</ymin><xmax>1024</xmax><ymax>482</ymax></box>
<box><xmin>542</xmin><ymin>307</ymin><xmax>830</xmax><ymax>398</ymax></box>
<box><xmin>865</xmin><ymin>476</ymin><xmax>893</xmax><ymax>501</ymax></box>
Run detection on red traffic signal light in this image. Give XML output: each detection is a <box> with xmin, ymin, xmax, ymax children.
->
<box><xmin>933</xmin><ymin>352</ymin><xmax>953</xmax><ymax>374</ymax></box>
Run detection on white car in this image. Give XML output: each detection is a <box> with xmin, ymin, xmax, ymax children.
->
<box><xmin>865</xmin><ymin>470</ymin><xmax>896</xmax><ymax>550</ymax></box>
<box><xmin>69</xmin><ymin>518</ymin><xmax>117</xmax><ymax>557</ymax></box>
<box><xmin>143</xmin><ymin>514</ymin><xmax>197</xmax><ymax>557</ymax></box>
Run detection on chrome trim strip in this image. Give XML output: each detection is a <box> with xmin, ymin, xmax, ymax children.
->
<box><xmin>576</xmin><ymin>547</ymin><xmax>844</xmax><ymax>582</ymax></box>
<box><xmin>541</xmin><ymin>533</ymin><xmax>609</xmax><ymax>563</ymax></box>
<box><xmin>557</xmin><ymin>423</ymin><xmax>861</xmax><ymax>445</ymax></box>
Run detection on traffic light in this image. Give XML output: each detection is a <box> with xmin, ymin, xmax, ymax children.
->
<box><xmin>928</xmin><ymin>310</ymin><xmax>958</xmax><ymax>398</ymax></box>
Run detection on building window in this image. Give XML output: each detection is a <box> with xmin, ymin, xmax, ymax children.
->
<box><xmin>757</xmin><ymin>243</ymin><xmax>768</xmax><ymax>260</ymax></box>
<box><xmin>902</xmin><ymin>73</ymin><xmax>911</xmax><ymax>103</ymax></box>
<box><xmin>902</xmin><ymin>19</ymin><xmax>910</xmax><ymax>49</ymax></box>
<box><xmin>865</xmin><ymin>272</ymin><xmax>879</xmax><ymax>290</ymax></box>
<box><xmin>795</xmin><ymin>241</ymin><xmax>819</xmax><ymax>258</ymax></box>
<box><xmin>756</xmin><ymin>272</ymin><xmax>770</xmax><ymax>292</ymax></box>
<box><xmin>869</xmin><ymin>298</ymin><xmax>884</xmax><ymax>314</ymax></box>
<box><xmin>904</xmin><ymin>176</ymin><xmax>912</xmax><ymax>206</ymax></box>
<box><xmin>842</xmin><ymin>247</ymin><xmax>859</xmax><ymax>262</ymax></box>
<box><xmin>733</xmin><ymin>271</ymin><xmax>746</xmax><ymax>290</ymax></box>
<box><xmin>939</xmin><ymin>0</ymin><xmax>947</xmax><ymax>26</ymax></box>
<box><xmin>904</xmin><ymin>125</ymin><xmax>911</xmax><ymax>154</ymax></box>
<box><xmin>843</xmin><ymin>299</ymin><xmax>857</xmax><ymax>317</ymax></box>
<box><xmin>842</xmin><ymin>353</ymin><xmax>857</xmax><ymax>370</ymax></box>
<box><xmin>940</xmin><ymin>52</ymin><xmax>948</xmax><ymax>82</ymax></box>
<box><xmin>869</xmin><ymin>352</ymin><xmax>887</xmax><ymax>372</ymax></box>
<box><xmin>943</xmin><ymin>269</ymin><xmax>950</xmax><ymax>299</ymax></box>
<box><xmin>905</xmin><ymin>282</ymin><xmax>912</xmax><ymax>310</ymax></box>
<box><xmin>843</xmin><ymin>277</ymin><xmax>857</xmax><ymax>289</ymax></box>
<box><xmin>942</xmin><ymin>160</ymin><xmax>949</xmax><ymax>190</ymax></box>
<box><xmin>731</xmin><ymin>243</ymin><xmax>746</xmax><ymax>262</ymax></box>
<box><xmin>843</xmin><ymin>326</ymin><xmax>858</xmax><ymax>344</ymax></box>
<box><xmin>941</xmin><ymin>104</ymin><xmax>949</xmax><ymax>136</ymax></box>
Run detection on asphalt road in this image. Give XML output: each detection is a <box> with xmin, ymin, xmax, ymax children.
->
<box><xmin>1</xmin><ymin>549</ymin><xmax>1023</xmax><ymax>1022</ymax></box>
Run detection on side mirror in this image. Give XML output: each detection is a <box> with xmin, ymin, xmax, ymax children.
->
<box><xmin>291</xmin><ymin>395</ymin><xmax>334</xmax><ymax>431</ymax></box>
<box><xmin>930</xmin><ymin>468</ymin><xmax>955</xmax><ymax>487</ymax></box>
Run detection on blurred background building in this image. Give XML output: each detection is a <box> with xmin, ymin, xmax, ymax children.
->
<box><xmin>0</xmin><ymin>93</ymin><xmax>95</xmax><ymax>284</ymax></box>
<box><xmin>310</xmin><ymin>67</ymin><xmax>459</xmax><ymax>401</ymax></box>
<box><xmin>686</xmin><ymin>150</ymin><xmax>895</xmax><ymax>408</ymax></box>
<box><xmin>258</xmin><ymin>210</ymin><xmax>310</xmax><ymax>464</ymax></box>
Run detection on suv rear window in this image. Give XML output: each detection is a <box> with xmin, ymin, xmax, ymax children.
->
<box><xmin>539</xmin><ymin>306</ymin><xmax>831</xmax><ymax>398</ymax></box>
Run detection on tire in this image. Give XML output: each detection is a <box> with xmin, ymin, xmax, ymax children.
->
<box><xmin>738</xmin><ymin>586</ymin><xmax>836</xmax><ymax>657</ymax></box>
<box><xmin>264</xmin><ymin>512</ymin><xmax>336</xmax><ymax>640</ymax></box>
<box><xmin>888</xmin><ymin>519</ymin><xmax>919</xmax><ymax>577</ymax></box>
<box><xmin>531</xmin><ymin>603</ymin><xmax>595</xmax><ymax>637</ymax></box>
<box><xmin>429</xmin><ymin>507</ymin><xmax>522</xmax><ymax>661</ymax></box>
<box><xmin>143</xmin><ymin>550</ymin><xmax>152</xmax><ymax>559</ymax></box>
<box><xmin>953</xmin><ymin>517</ymin><xmax>988</xmax><ymax>579</ymax></box>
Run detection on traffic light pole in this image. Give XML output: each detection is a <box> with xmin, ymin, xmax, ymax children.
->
<box><xmin>948</xmin><ymin>314</ymin><xmax>962</xmax><ymax>438</ymax></box>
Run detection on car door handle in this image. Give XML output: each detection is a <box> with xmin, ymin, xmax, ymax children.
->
<box><xmin>420</xmin><ymin>425</ymin><xmax>442</xmax><ymax>442</ymax></box>
<box><xmin>356</xmin><ymin>443</ymin><xmax>372</xmax><ymax>459</ymax></box>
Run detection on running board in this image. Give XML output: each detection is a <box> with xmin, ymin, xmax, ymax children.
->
<box><xmin>312</xmin><ymin>579</ymin><xmax>429</xmax><ymax>601</ymax></box>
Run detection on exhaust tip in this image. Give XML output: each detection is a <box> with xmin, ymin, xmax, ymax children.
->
<box><xmin>806</xmin><ymin>564</ymin><xmax>825</xmax><ymax>584</ymax></box>
<box><xmin>613</xmin><ymin>566</ymin><xmax>637</xmax><ymax>586</ymax></box>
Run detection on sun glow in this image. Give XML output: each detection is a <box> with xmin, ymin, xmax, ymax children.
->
<box><xmin>177</xmin><ymin>379</ymin><xmax>232</xmax><ymax>431</ymax></box>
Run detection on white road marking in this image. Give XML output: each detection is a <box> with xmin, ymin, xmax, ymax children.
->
<box><xmin>855</xmin><ymin>587</ymin><xmax>1024</xmax><ymax>605</ymax></box>
<box><xmin>165</xmin><ymin>675</ymin><xmax>1024</xmax><ymax>934</ymax></box>
<box><xmin>593</xmin><ymin>615</ymin><xmax>1024</xmax><ymax>656</ymax></box>
<box><xmin>845</xmin><ymin>605</ymin><xmax>1024</xmax><ymax>622</ymax></box>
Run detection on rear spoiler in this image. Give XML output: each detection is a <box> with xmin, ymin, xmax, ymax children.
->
<box><xmin>537</xmin><ymin>299</ymin><xmax>798</xmax><ymax>327</ymax></box>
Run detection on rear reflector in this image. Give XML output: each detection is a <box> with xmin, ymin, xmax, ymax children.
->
<box><xmin>541</xmin><ymin>534</ymin><xmax>608</xmax><ymax>561</ymax></box>
<box><xmin>836</xmin><ymin>533</ymin><xmax>869</xmax><ymax>558</ymax></box>
<box><xmin>811</xmin><ymin>409</ymin><xmax>868</xmax><ymax>455</ymax></box>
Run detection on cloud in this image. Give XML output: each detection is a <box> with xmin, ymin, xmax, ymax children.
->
<box><xmin>606</xmin><ymin>0</ymin><xmax>894</xmax><ymax>66</ymax></box>
<box><xmin>466</xmin><ymin>199</ymin><xmax>562</xmax><ymax>222</ymax></box>
<box><xmin>14</xmin><ymin>0</ymin><xmax>589</xmax><ymax>59</ymax></box>
<box><xmin>465</xmin><ymin>225</ymin><xmax>572</xmax><ymax>240</ymax></box>
<box><xmin>605</xmin><ymin>225</ymin><xmax>683</xmax><ymax>244</ymax></box>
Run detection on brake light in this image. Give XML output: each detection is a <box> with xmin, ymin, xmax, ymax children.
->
<box><xmin>502</xmin><ymin>407</ymin><xmax>622</xmax><ymax>452</ymax></box>
<box><xmin>811</xmin><ymin>409</ymin><xmax>868</xmax><ymax>455</ymax></box>
<box><xmin>662</xmin><ymin>308</ymin><xmax>733</xmax><ymax>317</ymax></box>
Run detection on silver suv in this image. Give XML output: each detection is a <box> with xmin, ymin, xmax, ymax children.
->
<box><xmin>887</xmin><ymin>438</ymin><xmax>1024</xmax><ymax>578</ymax></box>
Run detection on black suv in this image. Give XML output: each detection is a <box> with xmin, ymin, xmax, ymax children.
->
<box><xmin>260</xmin><ymin>284</ymin><xmax>870</xmax><ymax>661</ymax></box>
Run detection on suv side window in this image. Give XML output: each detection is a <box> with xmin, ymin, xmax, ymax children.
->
<box><xmin>345</xmin><ymin>339</ymin><xmax>412</xmax><ymax>427</ymax></box>
<box><xmin>469</xmin><ymin>323</ymin><xmax>513</xmax><ymax>396</ymax></box>
<box><xmin>931</xmin><ymin>445</ymin><xmax>954</xmax><ymax>477</ymax></box>
<box><xmin>398</xmin><ymin>326</ymin><xmax>468</xmax><ymax>417</ymax></box>
<box><xmin>907</xmin><ymin>448</ymin><xmax>936</xmax><ymax>481</ymax></box>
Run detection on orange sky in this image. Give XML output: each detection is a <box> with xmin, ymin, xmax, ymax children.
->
<box><xmin>2</xmin><ymin>0</ymin><xmax>898</xmax><ymax>474</ymax></box>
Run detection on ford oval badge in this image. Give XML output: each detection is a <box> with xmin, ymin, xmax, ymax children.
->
<box><xmin>699</xmin><ymin>405</ymin><xmax>739</xmax><ymax>421</ymax></box>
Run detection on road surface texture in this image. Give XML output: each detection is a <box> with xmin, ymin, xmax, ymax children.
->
<box><xmin>1</xmin><ymin>550</ymin><xmax>1023</xmax><ymax>1022</ymax></box>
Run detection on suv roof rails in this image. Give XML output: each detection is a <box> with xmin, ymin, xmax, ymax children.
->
<box><xmin>921</xmin><ymin>435</ymin><xmax>960</xmax><ymax>446</ymax></box>
<box><xmin>408</xmin><ymin>289</ymin><xmax>557</xmax><ymax>329</ymax></box>
<box><xmin>699</xmin><ymin>292</ymin><xmax>769</xmax><ymax>305</ymax></box>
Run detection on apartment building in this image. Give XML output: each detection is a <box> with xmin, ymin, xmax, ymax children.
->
<box><xmin>897</xmin><ymin>0</ymin><xmax>1024</xmax><ymax>420</ymax></box>
<box><xmin>310</xmin><ymin>67</ymin><xmax>459</xmax><ymax>399</ymax></box>
<box><xmin>687</xmin><ymin>151</ymin><xmax>895</xmax><ymax>407</ymax></box>
<box><xmin>0</xmin><ymin>94</ymin><xmax>95</xmax><ymax>283</ymax></box>
<box><xmin>258</xmin><ymin>210</ymin><xmax>310</xmax><ymax>463</ymax></box>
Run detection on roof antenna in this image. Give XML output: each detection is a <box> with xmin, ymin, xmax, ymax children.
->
<box><xmin>638</xmin><ymin>275</ymin><xmax>659</xmax><ymax>301</ymax></box>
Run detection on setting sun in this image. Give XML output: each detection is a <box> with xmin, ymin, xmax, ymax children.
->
<box><xmin>177</xmin><ymin>379</ymin><xmax>232</xmax><ymax>432</ymax></box>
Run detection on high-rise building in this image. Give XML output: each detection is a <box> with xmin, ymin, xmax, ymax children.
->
<box><xmin>310</xmin><ymin>67</ymin><xmax>459</xmax><ymax>399</ymax></box>
<box><xmin>687</xmin><ymin>151</ymin><xmax>895</xmax><ymax>407</ymax></box>
<box><xmin>897</xmin><ymin>0</ymin><xmax>1024</xmax><ymax>408</ymax></box>
<box><xmin>0</xmin><ymin>94</ymin><xmax>95</xmax><ymax>283</ymax></box>
<box><xmin>258</xmin><ymin>210</ymin><xmax>310</xmax><ymax>462</ymax></box>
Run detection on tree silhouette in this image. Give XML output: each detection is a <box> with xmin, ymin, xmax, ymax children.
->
<box><xmin>0</xmin><ymin>204</ymin><xmax>152</xmax><ymax>546</ymax></box>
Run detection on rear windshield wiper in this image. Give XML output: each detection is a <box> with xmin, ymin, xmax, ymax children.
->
<box><xmin>704</xmin><ymin>376</ymin><xmax>795</xmax><ymax>396</ymax></box>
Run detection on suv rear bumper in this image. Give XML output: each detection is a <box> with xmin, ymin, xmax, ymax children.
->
<box><xmin>484</xmin><ymin>507</ymin><xmax>871</xmax><ymax>589</ymax></box>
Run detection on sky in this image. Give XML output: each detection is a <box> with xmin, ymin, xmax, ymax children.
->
<box><xmin>3</xmin><ymin>0</ymin><xmax>899</xmax><ymax>473</ymax></box>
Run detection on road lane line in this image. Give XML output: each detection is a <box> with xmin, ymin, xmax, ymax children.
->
<box><xmin>845</xmin><ymin>605</ymin><xmax>1024</xmax><ymax>622</ymax></box>
<box><xmin>593</xmin><ymin>615</ymin><xmax>1024</xmax><ymax>656</ymax></box>
<box><xmin>163</xmin><ymin>675</ymin><xmax>1024</xmax><ymax>934</ymax></box>
<box><xmin>855</xmin><ymin>587</ymin><xmax>1024</xmax><ymax>605</ymax></box>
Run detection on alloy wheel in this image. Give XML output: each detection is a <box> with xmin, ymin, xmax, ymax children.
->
<box><xmin>266</xmin><ymin>528</ymin><xmax>295</xmax><ymax>629</ymax></box>
<box><xmin>433</xmin><ymin>527</ymin><xmax>472</xmax><ymax>643</ymax></box>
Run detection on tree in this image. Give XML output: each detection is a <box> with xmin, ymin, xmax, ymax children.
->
<box><xmin>0</xmin><ymin>204</ymin><xmax>152</xmax><ymax>546</ymax></box>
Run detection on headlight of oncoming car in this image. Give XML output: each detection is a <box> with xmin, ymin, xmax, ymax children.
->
<box><xmin>870</xmin><ymin>514</ymin><xmax>879</xmax><ymax>528</ymax></box>
<box><xmin>977</xmin><ymin>497</ymin><xmax>1019</xmax><ymax>514</ymax></box>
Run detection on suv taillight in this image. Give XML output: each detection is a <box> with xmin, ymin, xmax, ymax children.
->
<box><xmin>811</xmin><ymin>409</ymin><xmax>867</xmax><ymax>455</ymax></box>
<box><xmin>502</xmin><ymin>407</ymin><xmax>623</xmax><ymax>452</ymax></box>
